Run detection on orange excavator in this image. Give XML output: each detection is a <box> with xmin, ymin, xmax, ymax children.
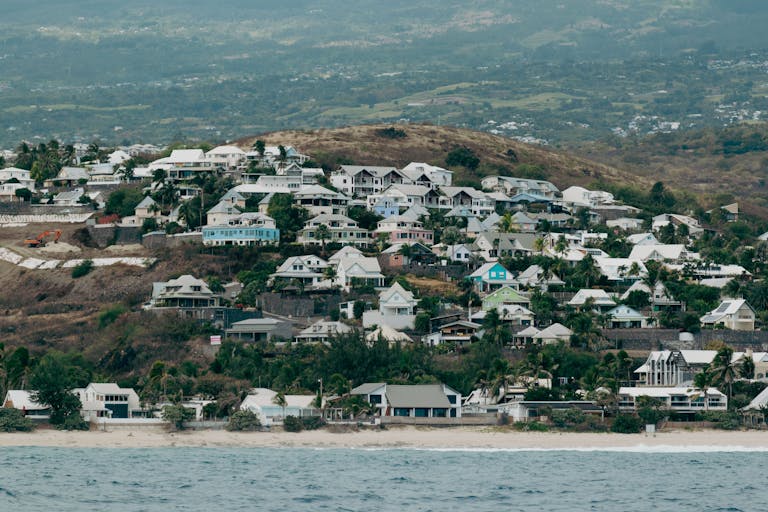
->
<box><xmin>24</xmin><ymin>229</ymin><xmax>62</xmax><ymax>248</ymax></box>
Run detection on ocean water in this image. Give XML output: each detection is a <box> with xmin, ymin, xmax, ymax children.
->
<box><xmin>0</xmin><ymin>446</ymin><xmax>765</xmax><ymax>511</ymax></box>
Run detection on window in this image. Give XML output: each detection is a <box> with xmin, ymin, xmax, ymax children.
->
<box><xmin>394</xmin><ymin>408</ymin><xmax>411</xmax><ymax>417</ymax></box>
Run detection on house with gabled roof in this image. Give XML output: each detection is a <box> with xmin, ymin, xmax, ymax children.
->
<box><xmin>3</xmin><ymin>390</ymin><xmax>49</xmax><ymax>418</ymax></box>
<box><xmin>473</xmin><ymin>303</ymin><xmax>535</xmax><ymax>326</ymax></box>
<box><xmin>206</xmin><ymin>200</ymin><xmax>242</xmax><ymax>226</ymax></box>
<box><xmin>470</xmin><ymin>262</ymin><xmax>516</xmax><ymax>291</ymax></box>
<box><xmin>628</xmin><ymin>244</ymin><xmax>699</xmax><ymax>263</ymax></box>
<box><xmin>294</xmin><ymin>185</ymin><xmax>350</xmax><ymax>216</ymax></box>
<box><xmin>74</xmin><ymin>383</ymin><xmax>142</xmax><ymax>420</ymax></box>
<box><xmin>0</xmin><ymin>167</ymin><xmax>35</xmax><ymax>201</ymax></box>
<box><xmin>652</xmin><ymin>213</ymin><xmax>703</xmax><ymax>237</ymax></box>
<box><xmin>375</xmin><ymin>213</ymin><xmax>434</xmax><ymax>245</ymax></box>
<box><xmin>47</xmin><ymin>166</ymin><xmax>89</xmax><ymax>187</ymax></box>
<box><xmin>481</xmin><ymin>285</ymin><xmax>530</xmax><ymax>311</ymax></box>
<box><xmin>473</xmin><ymin>232</ymin><xmax>537</xmax><ymax>261</ymax></box>
<box><xmin>423</xmin><ymin>320</ymin><xmax>482</xmax><ymax>347</ymax></box>
<box><xmin>367</xmin><ymin>184</ymin><xmax>441</xmax><ymax>211</ymax></box>
<box><xmin>270</xmin><ymin>255</ymin><xmax>329</xmax><ymax>289</ymax></box>
<box><xmin>297</xmin><ymin>214</ymin><xmax>371</xmax><ymax>247</ymax></box>
<box><xmin>330</xmin><ymin>165</ymin><xmax>408</xmax><ymax>197</ymax></box>
<box><xmin>401</xmin><ymin>162</ymin><xmax>453</xmax><ymax>188</ymax></box>
<box><xmin>516</xmin><ymin>264</ymin><xmax>565</xmax><ymax>290</ymax></box>
<box><xmin>700</xmin><ymin>298</ymin><xmax>755</xmax><ymax>331</ymax></box>
<box><xmin>363</xmin><ymin>282</ymin><xmax>417</xmax><ymax>330</ymax></box>
<box><xmin>481</xmin><ymin>176</ymin><xmax>559</xmax><ymax>200</ymax></box>
<box><xmin>149</xmin><ymin>275</ymin><xmax>220</xmax><ymax>310</ymax></box>
<box><xmin>568</xmin><ymin>289</ymin><xmax>617</xmax><ymax>311</ymax></box>
<box><xmin>532</xmin><ymin>323</ymin><xmax>572</xmax><ymax>344</ymax></box>
<box><xmin>606</xmin><ymin>305</ymin><xmax>649</xmax><ymax>328</ymax></box>
<box><xmin>205</xmin><ymin>145</ymin><xmax>246</xmax><ymax>170</ymax></box>
<box><xmin>335</xmin><ymin>256</ymin><xmax>385</xmax><ymax>292</ymax></box>
<box><xmin>439</xmin><ymin>186</ymin><xmax>495</xmax><ymax>216</ymax></box>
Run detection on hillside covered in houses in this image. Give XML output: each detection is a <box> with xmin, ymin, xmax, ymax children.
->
<box><xmin>2</xmin><ymin>124</ymin><xmax>768</xmax><ymax>431</ymax></box>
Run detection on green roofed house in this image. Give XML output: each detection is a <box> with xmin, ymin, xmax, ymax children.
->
<box><xmin>351</xmin><ymin>383</ymin><xmax>462</xmax><ymax>419</ymax></box>
<box><xmin>481</xmin><ymin>285</ymin><xmax>530</xmax><ymax>312</ymax></box>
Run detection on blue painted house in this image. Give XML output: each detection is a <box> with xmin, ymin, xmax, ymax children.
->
<box><xmin>202</xmin><ymin>212</ymin><xmax>280</xmax><ymax>247</ymax></box>
<box><xmin>469</xmin><ymin>262</ymin><xmax>516</xmax><ymax>291</ymax></box>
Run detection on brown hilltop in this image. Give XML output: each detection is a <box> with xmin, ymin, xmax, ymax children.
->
<box><xmin>238</xmin><ymin>123</ymin><xmax>644</xmax><ymax>190</ymax></box>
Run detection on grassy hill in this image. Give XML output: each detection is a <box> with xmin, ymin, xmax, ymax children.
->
<box><xmin>243</xmin><ymin>123</ymin><xmax>641</xmax><ymax>191</ymax></box>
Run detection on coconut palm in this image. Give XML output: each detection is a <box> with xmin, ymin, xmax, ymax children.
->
<box><xmin>710</xmin><ymin>346</ymin><xmax>736</xmax><ymax>401</ymax></box>
<box><xmin>272</xmin><ymin>391</ymin><xmax>287</xmax><ymax>421</ymax></box>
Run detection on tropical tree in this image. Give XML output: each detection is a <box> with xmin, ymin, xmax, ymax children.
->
<box><xmin>693</xmin><ymin>370</ymin><xmax>714</xmax><ymax>411</ymax></box>
<box><xmin>739</xmin><ymin>355</ymin><xmax>756</xmax><ymax>380</ymax></box>
<box><xmin>710</xmin><ymin>346</ymin><xmax>736</xmax><ymax>400</ymax></box>
<box><xmin>272</xmin><ymin>392</ymin><xmax>287</xmax><ymax>420</ymax></box>
<box><xmin>315</xmin><ymin>223</ymin><xmax>331</xmax><ymax>249</ymax></box>
<box><xmin>29</xmin><ymin>353</ymin><xmax>84</xmax><ymax>427</ymax></box>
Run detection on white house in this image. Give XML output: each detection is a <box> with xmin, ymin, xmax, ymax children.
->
<box><xmin>652</xmin><ymin>214</ymin><xmax>703</xmax><ymax>237</ymax></box>
<box><xmin>531</xmin><ymin>323</ymin><xmax>572</xmax><ymax>344</ymax></box>
<box><xmin>240</xmin><ymin>388</ymin><xmax>320</xmax><ymax>426</ymax></box>
<box><xmin>0</xmin><ymin>167</ymin><xmax>35</xmax><ymax>201</ymax></box>
<box><xmin>205</xmin><ymin>145</ymin><xmax>247</xmax><ymax>170</ymax></box>
<box><xmin>568</xmin><ymin>289</ymin><xmax>617</xmax><ymax>310</ymax></box>
<box><xmin>561</xmin><ymin>185</ymin><xmax>614</xmax><ymax>208</ymax></box>
<box><xmin>331</xmin><ymin>165</ymin><xmax>408</xmax><ymax>197</ymax></box>
<box><xmin>3</xmin><ymin>390</ymin><xmax>49</xmax><ymax>417</ymax></box>
<box><xmin>73</xmin><ymin>383</ymin><xmax>141</xmax><ymax>420</ymax></box>
<box><xmin>294</xmin><ymin>185</ymin><xmax>350</xmax><ymax>216</ymax></box>
<box><xmin>401</xmin><ymin>162</ymin><xmax>453</xmax><ymax>188</ymax></box>
<box><xmin>628</xmin><ymin>244</ymin><xmax>699</xmax><ymax>263</ymax></box>
<box><xmin>297</xmin><ymin>214</ymin><xmax>370</xmax><ymax>247</ymax></box>
<box><xmin>334</xmin><ymin>256</ymin><xmax>386</xmax><ymax>292</ymax></box>
<box><xmin>700</xmin><ymin>299</ymin><xmax>755</xmax><ymax>331</ymax></box>
<box><xmin>270</xmin><ymin>255</ymin><xmax>329</xmax><ymax>289</ymax></box>
<box><xmin>606</xmin><ymin>305</ymin><xmax>649</xmax><ymax>329</ymax></box>
<box><xmin>363</xmin><ymin>282</ymin><xmax>417</xmax><ymax>330</ymax></box>
<box><xmin>618</xmin><ymin>386</ymin><xmax>727</xmax><ymax>415</ymax></box>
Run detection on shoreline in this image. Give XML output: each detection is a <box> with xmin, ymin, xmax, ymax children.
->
<box><xmin>1</xmin><ymin>426</ymin><xmax>767</xmax><ymax>450</ymax></box>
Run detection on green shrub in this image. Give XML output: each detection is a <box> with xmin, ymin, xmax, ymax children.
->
<box><xmin>550</xmin><ymin>408</ymin><xmax>586</xmax><ymax>429</ymax></box>
<box><xmin>226</xmin><ymin>410</ymin><xmax>262</xmax><ymax>431</ymax></box>
<box><xmin>611</xmin><ymin>414</ymin><xmax>643</xmax><ymax>433</ymax></box>
<box><xmin>283</xmin><ymin>415</ymin><xmax>303</xmax><ymax>432</ymax></box>
<box><xmin>98</xmin><ymin>304</ymin><xmax>127</xmax><ymax>329</ymax></box>
<box><xmin>0</xmin><ymin>409</ymin><xmax>35</xmax><ymax>432</ymax></box>
<box><xmin>71</xmin><ymin>259</ymin><xmax>94</xmax><ymax>278</ymax></box>
<box><xmin>162</xmin><ymin>405</ymin><xmax>195</xmax><ymax>430</ymax></box>
<box><xmin>513</xmin><ymin>421</ymin><xmax>549</xmax><ymax>432</ymax></box>
<box><xmin>57</xmin><ymin>413</ymin><xmax>89</xmax><ymax>431</ymax></box>
<box><xmin>301</xmin><ymin>416</ymin><xmax>325</xmax><ymax>431</ymax></box>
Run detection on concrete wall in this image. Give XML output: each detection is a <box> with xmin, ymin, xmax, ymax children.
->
<box><xmin>602</xmin><ymin>328</ymin><xmax>768</xmax><ymax>351</ymax></box>
<box><xmin>142</xmin><ymin>232</ymin><xmax>203</xmax><ymax>249</ymax></box>
<box><xmin>86</xmin><ymin>224</ymin><xmax>142</xmax><ymax>247</ymax></box>
<box><xmin>258</xmin><ymin>293</ymin><xmax>342</xmax><ymax>318</ymax></box>
<box><xmin>381</xmin><ymin>415</ymin><xmax>496</xmax><ymax>426</ymax></box>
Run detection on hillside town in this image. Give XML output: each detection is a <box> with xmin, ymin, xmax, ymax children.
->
<box><xmin>1</xmin><ymin>137</ymin><xmax>768</xmax><ymax>433</ymax></box>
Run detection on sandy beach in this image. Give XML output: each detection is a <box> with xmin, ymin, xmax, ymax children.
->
<box><xmin>0</xmin><ymin>427</ymin><xmax>766</xmax><ymax>449</ymax></box>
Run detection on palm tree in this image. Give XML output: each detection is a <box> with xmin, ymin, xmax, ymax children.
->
<box><xmin>272</xmin><ymin>392</ymin><xmax>287</xmax><ymax>421</ymax></box>
<box><xmin>534</xmin><ymin>237</ymin><xmax>545</xmax><ymax>256</ymax></box>
<box><xmin>710</xmin><ymin>346</ymin><xmax>736</xmax><ymax>401</ymax></box>
<box><xmin>693</xmin><ymin>370</ymin><xmax>714</xmax><ymax>411</ymax></box>
<box><xmin>739</xmin><ymin>355</ymin><xmax>756</xmax><ymax>380</ymax></box>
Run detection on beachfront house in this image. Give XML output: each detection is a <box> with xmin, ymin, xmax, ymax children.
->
<box><xmin>351</xmin><ymin>383</ymin><xmax>462</xmax><ymax>419</ymax></box>
<box><xmin>240</xmin><ymin>388</ymin><xmax>320</xmax><ymax>426</ymax></box>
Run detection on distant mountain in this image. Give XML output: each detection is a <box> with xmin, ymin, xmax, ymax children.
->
<box><xmin>3</xmin><ymin>1</ymin><xmax>768</xmax><ymax>147</ymax></box>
